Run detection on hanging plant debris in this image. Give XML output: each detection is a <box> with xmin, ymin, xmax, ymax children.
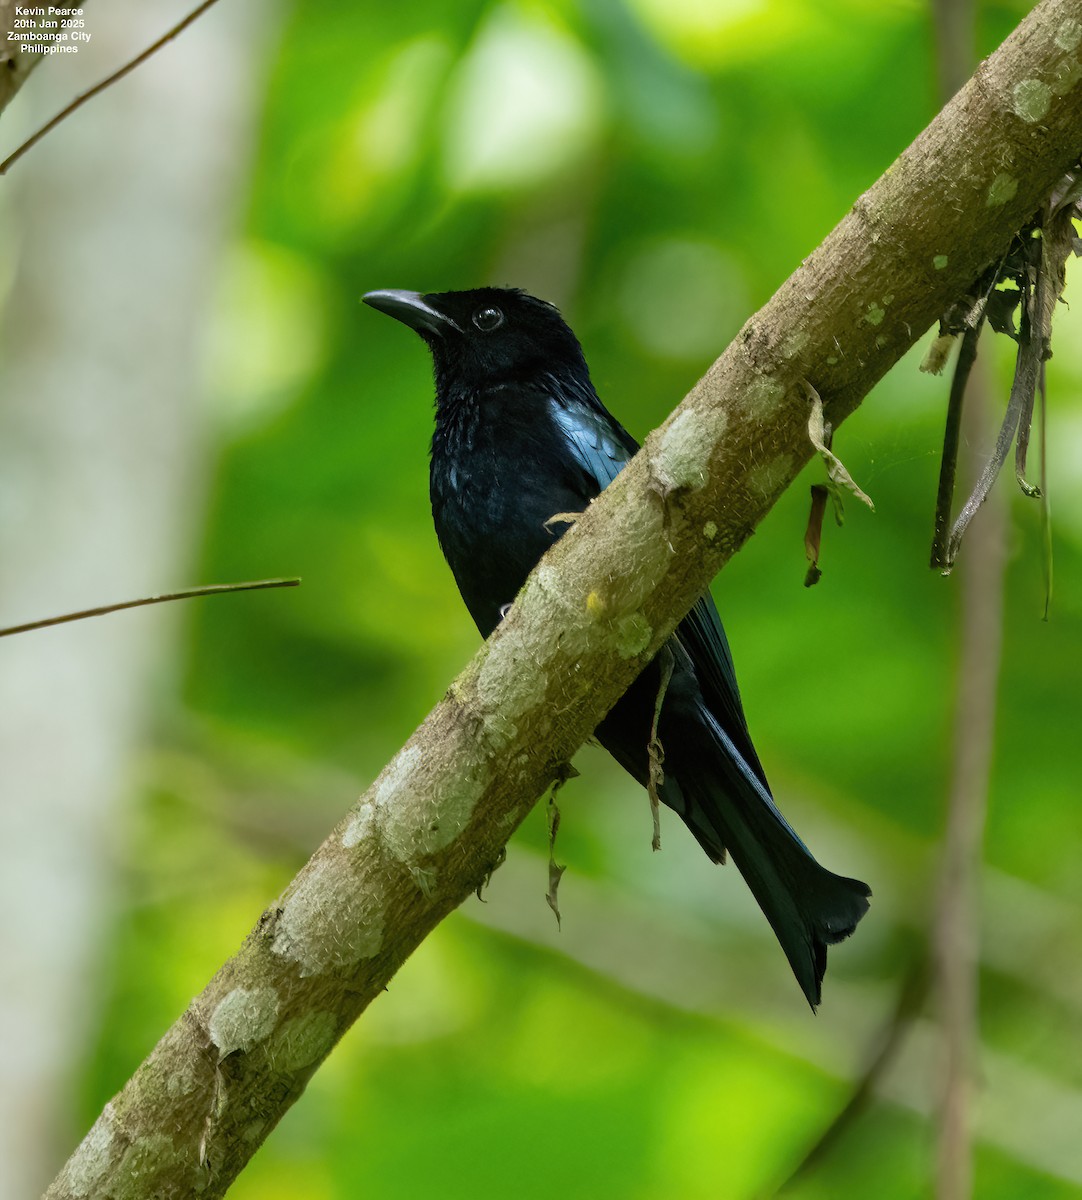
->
<box><xmin>926</xmin><ymin>166</ymin><xmax>1081</xmax><ymax>585</ymax></box>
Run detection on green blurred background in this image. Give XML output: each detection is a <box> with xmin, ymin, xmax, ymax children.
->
<box><xmin>3</xmin><ymin>0</ymin><xmax>1081</xmax><ymax>1196</ymax></box>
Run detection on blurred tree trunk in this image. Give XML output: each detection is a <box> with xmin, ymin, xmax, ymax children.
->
<box><xmin>0</xmin><ymin>2</ymin><xmax>273</xmax><ymax>1195</ymax></box>
<box><xmin>929</xmin><ymin>4</ymin><xmax>1002</xmax><ymax>1199</ymax></box>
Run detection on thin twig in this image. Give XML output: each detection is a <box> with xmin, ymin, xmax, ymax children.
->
<box><xmin>1038</xmin><ymin>362</ymin><xmax>1052</xmax><ymax>620</ymax></box>
<box><xmin>771</xmin><ymin>954</ymin><xmax>931</xmax><ymax>1195</ymax></box>
<box><xmin>935</xmin><ymin>377</ymin><xmax>1005</xmax><ymax>1200</ymax></box>
<box><xmin>931</xmin><ymin>319</ymin><xmax>983</xmax><ymax>568</ymax></box>
<box><xmin>646</xmin><ymin>647</ymin><xmax>674</xmax><ymax>851</ymax></box>
<box><xmin>0</xmin><ymin>0</ymin><xmax>223</xmax><ymax>177</ymax></box>
<box><xmin>1020</xmin><ymin>203</ymin><xmax>1076</xmax><ymax>499</ymax></box>
<box><xmin>944</xmin><ymin>303</ymin><xmax>1029</xmax><ymax>567</ymax></box>
<box><xmin>0</xmin><ymin>578</ymin><xmax>300</xmax><ymax>638</ymax></box>
<box><xmin>1013</xmin><ymin>289</ymin><xmax>1040</xmax><ymax>496</ymax></box>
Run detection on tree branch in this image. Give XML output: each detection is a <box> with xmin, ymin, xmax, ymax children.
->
<box><xmin>46</xmin><ymin>2</ymin><xmax>1082</xmax><ymax>1196</ymax></box>
<box><xmin>0</xmin><ymin>579</ymin><xmax>300</xmax><ymax>638</ymax></box>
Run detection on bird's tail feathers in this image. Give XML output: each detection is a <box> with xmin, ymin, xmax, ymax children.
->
<box><xmin>684</xmin><ymin>711</ymin><xmax>871</xmax><ymax>1009</ymax></box>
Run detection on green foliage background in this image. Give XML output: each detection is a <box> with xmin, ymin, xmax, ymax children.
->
<box><xmin>81</xmin><ymin>1</ymin><xmax>1082</xmax><ymax>1195</ymax></box>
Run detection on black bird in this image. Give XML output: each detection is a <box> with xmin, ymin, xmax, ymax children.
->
<box><xmin>363</xmin><ymin>286</ymin><xmax>870</xmax><ymax>1008</ymax></box>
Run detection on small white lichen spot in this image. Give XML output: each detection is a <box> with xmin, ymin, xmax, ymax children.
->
<box><xmin>377</xmin><ymin>743</ymin><xmax>483</xmax><ymax>864</ymax></box>
<box><xmin>271</xmin><ymin>858</ymin><xmax>385</xmax><ymax>975</ymax></box>
<box><xmin>409</xmin><ymin>863</ymin><xmax>439</xmax><ymax>895</ymax></box>
<box><xmin>64</xmin><ymin>1108</ymin><xmax>116</xmax><ymax>1198</ymax></box>
<box><xmin>117</xmin><ymin>1134</ymin><xmax>181</xmax><ymax>1186</ymax></box>
<box><xmin>269</xmin><ymin>1010</ymin><xmax>338</xmax><ymax>1073</ymax></box>
<box><xmin>1012</xmin><ymin>79</ymin><xmax>1052</xmax><ymax>123</ymax></box>
<box><xmin>342</xmin><ymin>801</ymin><xmax>377</xmax><ymax>849</ymax></box>
<box><xmin>864</xmin><ymin>303</ymin><xmax>885</xmax><ymax>326</ymax></box>
<box><xmin>614</xmin><ymin>613</ymin><xmax>652</xmax><ymax>659</ymax></box>
<box><xmin>744</xmin><ymin>376</ymin><xmax>785</xmax><ymax>419</ymax></box>
<box><xmin>986</xmin><ymin>174</ymin><xmax>1018</xmax><ymax>207</ymax></box>
<box><xmin>165</xmin><ymin>1064</ymin><xmax>199</xmax><ymax>1099</ymax></box>
<box><xmin>483</xmin><ymin>707</ymin><xmax>519</xmax><ymax>750</ymax></box>
<box><xmin>1055</xmin><ymin>18</ymin><xmax>1082</xmax><ymax>51</ymax></box>
<box><xmin>933</xmin><ymin>254</ymin><xmax>949</xmax><ymax>270</ymax></box>
<box><xmin>747</xmin><ymin>455</ymin><xmax>794</xmax><ymax>499</ymax></box>
<box><xmin>209</xmin><ymin>987</ymin><xmax>279</xmax><ymax>1055</ymax></box>
<box><xmin>654</xmin><ymin>409</ymin><xmax>711</xmax><ymax>492</ymax></box>
<box><xmin>780</xmin><ymin>329</ymin><xmax>809</xmax><ymax>360</ymax></box>
<box><xmin>703</xmin><ymin>520</ymin><xmax>718</xmax><ymax>540</ymax></box>
<box><xmin>534</xmin><ymin>563</ymin><xmax>560</xmax><ymax>596</ymax></box>
<box><xmin>475</xmin><ymin>625</ymin><xmax>546</xmax><ymax>751</ymax></box>
<box><xmin>826</xmin><ymin>355</ymin><xmax>839</xmax><ymax>365</ymax></box>
<box><xmin>374</xmin><ymin>745</ymin><xmax>423</xmax><ymax>811</ymax></box>
<box><xmin>1050</xmin><ymin>54</ymin><xmax>1082</xmax><ymax>95</ymax></box>
<box><xmin>600</xmin><ymin>500</ymin><xmax>671</xmax><ymax>616</ymax></box>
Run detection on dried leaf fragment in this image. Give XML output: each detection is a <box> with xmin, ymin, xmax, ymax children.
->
<box><xmin>545</xmin><ymin>795</ymin><xmax>566</xmax><ymax>927</ymax></box>
<box><xmin>646</xmin><ymin>648</ymin><xmax>675</xmax><ymax>850</ymax></box>
<box><xmin>804</xmin><ymin>484</ymin><xmax>829</xmax><ymax>587</ymax></box>
<box><xmin>804</xmin><ymin>382</ymin><xmax>875</xmax><ymax>510</ymax></box>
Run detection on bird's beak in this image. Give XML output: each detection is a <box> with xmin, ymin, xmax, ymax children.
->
<box><xmin>362</xmin><ymin>290</ymin><xmax>462</xmax><ymax>337</ymax></box>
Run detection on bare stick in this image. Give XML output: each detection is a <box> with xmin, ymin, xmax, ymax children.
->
<box><xmin>943</xmin><ymin>319</ymin><xmax>1027</xmax><ymax>565</ymax></box>
<box><xmin>1038</xmin><ymin>362</ymin><xmax>1052</xmax><ymax>620</ymax></box>
<box><xmin>0</xmin><ymin>0</ymin><xmax>222</xmax><ymax>176</ymax></box>
<box><xmin>646</xmin><ymin>647</ymin><xmax>674</xmax><ymax>851</ymax></box>
<box><xmin>0</xmin><ymin>578</ymin><xmax>300</xmax><ymax>638</ymax></box>
<box><xmin>772</xmin><ymin>955</ymin><xmax>931</xmax><ymax>1194</ymax></box>
<box><xmin>934</xmin><ymin>366</ymin><xmax>1005</xmax><ymax>1200</ymax></box>
<box><xmin>930</xmin><ymin>320</ymin><xmax>982</xmax><ymax>569</ymax></box>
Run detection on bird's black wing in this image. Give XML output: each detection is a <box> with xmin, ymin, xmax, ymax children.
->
<box><xmin>550</xmin><ymin>389</ymin><xmax>766</xmax><ymax>784</ymax></box>
<box><xmin>548</xmin><ymin>387</ymin><xmax>637</xmax><ymax>498</ymax></box>
<box><xmin>675</xmin><ymin>593</ymin><xmax>770</xmax><ymax>789</ymax></box>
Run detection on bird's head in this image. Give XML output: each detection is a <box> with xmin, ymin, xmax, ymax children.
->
<box><xmin>362</xmin><ymin>287</ymin><xmax>589</xmax><ymax>397</ymax></box>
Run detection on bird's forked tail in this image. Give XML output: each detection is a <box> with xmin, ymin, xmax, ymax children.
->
<box><xmin>682</xmin><ymin>710</ymin><xmax>871</xmax><ymax>1009</ymax></box>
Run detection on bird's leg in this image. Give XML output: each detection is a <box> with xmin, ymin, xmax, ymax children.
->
<box><xmin>647</xmin><ymin>647</ymin><xmax>676</xmax><ymax>852</ymax></box>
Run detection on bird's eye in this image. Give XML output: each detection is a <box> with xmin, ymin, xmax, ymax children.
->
<box><xmin>472</xmin><ymin>306</ymin><xmax>504</xmax><ymax>332</ymax></box>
